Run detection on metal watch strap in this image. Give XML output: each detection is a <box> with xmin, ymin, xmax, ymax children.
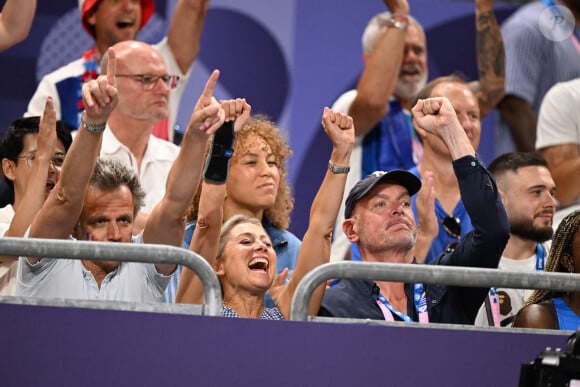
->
<box><xmin>81</xmin><ymin>113</ymin><xmax>106</xmax><ymax>133</ymax></box>
<box><xmin>328</xmin><ymin>160</ymin><xmax>350</xmax><ymax>174</ymax></box>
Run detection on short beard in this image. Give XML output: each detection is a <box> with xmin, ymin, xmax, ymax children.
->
<box><xmin>394</xmin><ymin>73</ymin><xmax>427</xmax><ymax>101</ymax></box>
<box><xmin>509</xmin><ymin>217</ymin><xmax>553</xmax><ymax>242</ymax></box>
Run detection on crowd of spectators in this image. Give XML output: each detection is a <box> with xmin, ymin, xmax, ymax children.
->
<box><xmin>0</xmin><ymin>0</ymin><xmax>578</xmax><ymax>332</ymax></box>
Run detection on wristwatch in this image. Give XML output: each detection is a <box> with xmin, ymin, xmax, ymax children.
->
<box><xmin>328</xmin><ymin>160</ymin><xmax>350</xmax><ymax>174</ymax></box>
<box><xmin>80</xmin><ymin>112</ymin><xmax>106</xmax><ymax>133</ymax></box>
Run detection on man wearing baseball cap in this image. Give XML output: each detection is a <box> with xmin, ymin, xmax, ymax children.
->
<box><xmin>25</xmin><ymin>0</ymin><xmax>209</xmax><ymax>143</ymax></box>
<box><xmin>318</xmin><ymin>96</ymin><xmax>509</xmax><ymax>325</ymax></box>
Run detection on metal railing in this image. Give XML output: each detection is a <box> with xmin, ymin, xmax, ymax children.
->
<box><xmin>290</xmin><ymin>261</ymin><xmax>580</xmax><ymax>321</ymax></box>
<box><xmin>0</xmin><ymin>237</ymin><xmax>222</xmax><ymax>316</ymax></box>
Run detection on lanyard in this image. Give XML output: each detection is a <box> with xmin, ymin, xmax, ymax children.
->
<box><xmin>536</xmin><ymin>242</ymin><xmax>545</xmax><ymax>271</ymax></box>
<box><xmin>376</xmin><ymin>283</ymin><xmax>429</xmax><ymax>323</ymax></box>
<box><xmin>488</xmin><ymin>243</ymin><xmax>545</xmax><ymax>327</ymax></box>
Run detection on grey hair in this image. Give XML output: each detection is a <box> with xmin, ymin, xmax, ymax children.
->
<box><xmin>89</xmin><ymin>158</ymin><xmax>146</xmax><ymax>216</ymax></box>
<box><xmin>217</xmin><ymin>215</ymin><xmax>263</xmax><ymax>259</ymax></box>
<box><xmin>361</xmin><ymin>11</ymin><xmax>425</xmax><ymax>54</ymax></box>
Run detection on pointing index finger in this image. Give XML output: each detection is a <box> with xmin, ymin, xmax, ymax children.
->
<box><xmin>201</xmin><ymin>69</ymin><xmax>220</xmax><ymax>102</ymax></box>
<box><xmin>106</xmin><ymin>48</ymin><xmax>117</xmax><ymax>87</ymax></box>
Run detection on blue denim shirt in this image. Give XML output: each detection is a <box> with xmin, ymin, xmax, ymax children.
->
<box><xmin>163</xmin><ymin>216</ymin><xmax>301</xmax><ymax>307</ymax></box>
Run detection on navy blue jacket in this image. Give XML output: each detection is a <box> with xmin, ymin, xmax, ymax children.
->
<box><xmin>319</xmin><ymin>156</ymin><xmax>510</xmax><ymax>324</ymax></box>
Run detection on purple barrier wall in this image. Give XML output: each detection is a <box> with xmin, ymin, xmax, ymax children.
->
<box><xmin>0</xmin><ymin>302</ymin><xmax>569</xmax><ymax>386</ymax></box>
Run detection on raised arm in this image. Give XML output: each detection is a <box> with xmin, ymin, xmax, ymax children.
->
<box><xmin>143</xmin><ymin>70</ymin><xmax>225</xmax><ymax>275</ymax></box>
<box><xmin>412</xmin><ymin>170</ymin><xmax>438</xmax><ymax>263</ymax></box>
<box><xmin>166</xmin><ymin>0</ymin><xmax>210</xmax><ymax>74</ymax></box>
<box><xmin>28</xmin><ymin>49</ymin><xmax>118</xmax><ymax>244</ymax></box>
<box><xmin>176</xmin><ymin>99</ymin><xmax>251</xmax><ymax>304</ymax></box>
<box><xmin>348</xmin><ymin>0</ymin><xmax>409</xmax><ymax>136</ymax></box>
<box><xmin>277</xmin><ymin>107</ymin><xmax>354</xmax><ymax>318</ymax></box>
<box><xmin>0</xmin><ymin>0</ymin><xmax>36</xmax><ymax>51</ymax></box>
<box><xmin>2</xmin><ymin>98</ymin><xmax>57</xmax><ymax>245</ymax></box>
<box><xmin>474</xmin><ymin>0</ymin><xmax>505</xmax><ymax>118</ymax></box>
<box><xmin>412</xmin><ymin>98</ymin><xmax>475</xmax><ymax>160</ymax></box>
<box><xmin>413</xmin><ymin>97</ymin><xmax>509</xmax><ymax>316</ymax></box>
<box><xmin>498</xmin><ymin>96</ymin><xmax>537</xmax><ymax>152</ymax></box>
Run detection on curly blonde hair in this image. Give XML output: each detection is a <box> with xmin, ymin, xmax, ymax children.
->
<box><xmin>186</xmin><ymin>115</ymin><xmax>294</xmax><ymax>229</ymax></box>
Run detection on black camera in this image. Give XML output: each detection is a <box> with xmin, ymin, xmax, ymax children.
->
<box><xmin>519</xmin><ymin>329</ymin><xmax>580</xmax><ymax>387</ymax></box>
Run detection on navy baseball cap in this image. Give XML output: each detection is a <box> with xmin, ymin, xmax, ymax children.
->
<box><xmin>344</xmin><ymin>170</ymin><xmax>422</xmax><ymax>218</ymax></box>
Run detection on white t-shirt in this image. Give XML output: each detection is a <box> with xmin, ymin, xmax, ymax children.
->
<box><xmin>16</xmin><ymin>233</ymin><xmax>172</xmax><ymax>302</ymax></box>
<box><xmin>474</xmin><ymin>242</ymin><xmax>551</xmax><ymax>327</ymax></box>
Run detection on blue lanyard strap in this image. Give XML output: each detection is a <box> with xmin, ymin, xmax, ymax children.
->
<box><xmin>377</xmin><ymin>294</ymin><xmax>413</xmax><ymax>322</ymax></box>
<box><xmin>376</xmin><ymin>283</ymin><xmax>429</xmax><ymax>323</ymax></box>
<box><xmin>536</xmin><ymin>243</ymin><xmax>545</xmax><ymax>271</ymax></box>
<box><xmin>413</xmin><ymin>283</ymin><xmax>429</xmax><ymax>323</ymax></box>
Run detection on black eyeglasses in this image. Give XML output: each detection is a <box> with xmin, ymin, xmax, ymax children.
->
<box><xmin>115</xmin><ymin>74</ymin><xmax>180</xmax><ymax>91</ymax></box>
<box><xmin>442</xmin><ymin>216</ymin><xmax>461</xmax><ymax>238</ymax></box>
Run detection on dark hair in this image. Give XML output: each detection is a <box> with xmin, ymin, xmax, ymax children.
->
<box><xmin>90</xmin><ymin>158</ymin><xmax>146</xmax><ymax>216</ymax></box>
<box><xmin>0</xmin><ymin>117</ymin><xmax>73</xmax><ymax>193</ymax></box>
<box><xmin>186</xmin><ymin>115</ymin><xmax>294</xmax><ymax>229</ymax></box>
<box><xmin>488</xmin><ymin>152</ymin><xmax>548</xmax><ymax>177</ymax></box>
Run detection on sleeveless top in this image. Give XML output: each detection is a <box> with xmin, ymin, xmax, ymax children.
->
<box><xmin>552</xmin><ymin>297</ymin><xmax>580</xmax><ymax>331</ymax></box>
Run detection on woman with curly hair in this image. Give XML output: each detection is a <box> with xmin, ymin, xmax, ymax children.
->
<box><xmin>164</xmin><ymin>108</ymin><xmax>301</xmax><ymax>306</ymax></box>
<box><xmin>513</xmin><ymin>210</ymin><xmax>580</xmax><ymax>330</ymax></box>
<box><xmin>176</xmin><ymin>106</ymin><xmax>353</xmax><ymax>319</ymax></box>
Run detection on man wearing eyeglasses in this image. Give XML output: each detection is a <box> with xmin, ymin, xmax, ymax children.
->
<box><xmin>0</xmin><ymin>98</ymin><xmax>73</xmax><ymax>295</ymax></box>
<box><xmin>97</xmin><ymin>40</ymin><xmax>183</xmax><ymax>232</ymax></box>
<box><xmin>319</xmin><ymin>97</ymin><xmax>509</xmax><ymax>324</ymax></box>
<box><xmin>16</xmin><ymin>50</ymin><xmax>227</xmax><ymax>302</ymax></box>
<box><xmin>25</xmin><ymin>0</ymin><xmax>209</xmax><ymax>144</ymax></box>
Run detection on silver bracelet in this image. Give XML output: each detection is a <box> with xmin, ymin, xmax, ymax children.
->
<box><xmin>328</xmin><ymin>160</ymin><xmax>350</xmax><ymax>174</ymax></box>
<box><xmin>81</xmin><ymin>113</ymin><xmax>106</xmax><ymax>133</ymax></box>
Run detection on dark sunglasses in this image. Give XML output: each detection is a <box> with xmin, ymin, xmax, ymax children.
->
<box><xmin>445</xmin><ymin>241</ymin><xmax>459</xmax><ymax>253</ymax></box>
<box><xmin>442</xmin><ymin>216</ymin><xmax>461</xmax><ymax>238</ymax></box>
